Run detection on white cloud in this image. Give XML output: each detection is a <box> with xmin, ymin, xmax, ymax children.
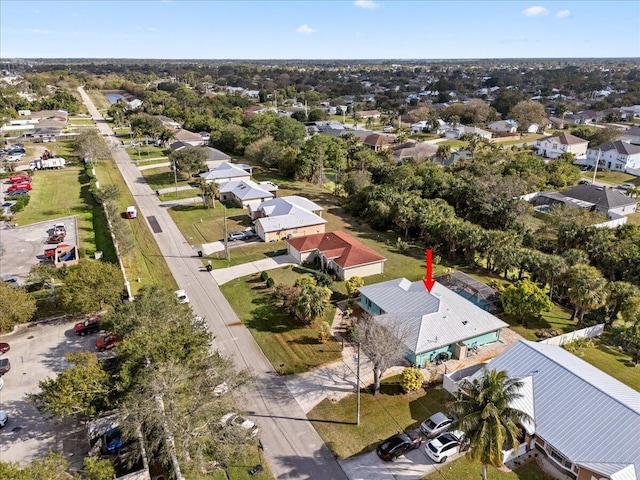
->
<box><xmin>354</xmin><ymin>0</ymin><xmax>382</xmax><ymax>9</ymax></box>
<box><xmin>25</xmin><ymin>29</ymin><xmax>50</xmax><ymax>34</ymax></box>
<box><xmin>556</xmin><ymin>9</ymin><xmax>571</xmax><ymax>18</ymax></box>
<box><xmin>522</xmin><ymin>6</ymin><xmax>549</xmax><ymax>16</ymax></box>
<box><xmin>148</xmin><ymin>27</ymin><xmax>158</xmax><ymax>32</ymax></box>
<box><xmin>296</xmin><ymin>24</ymin><xmax>316</xmax><ymax>35</ymax></box>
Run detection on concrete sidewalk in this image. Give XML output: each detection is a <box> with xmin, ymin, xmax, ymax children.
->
<box><xmin>159</xmin><ymin>196</ymin><xmax>203</xmax><ymax>208</ymax></box>
<box><xmin>138</xmin><ymin>161</ymin><xmax>170</xmax><ymax>171</ymax></box>
<box><xmin>156</xmin><ymin>185</ymin><xmax>196</xmax><ymax>195</ymax></box>
<box><xmin>210</xmin><ymin>254</ymin><xmax>296</xmax><ymax>285</ymax></box>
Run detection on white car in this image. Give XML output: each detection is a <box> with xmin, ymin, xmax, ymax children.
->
<box><xmin>619</xmin><ymin>183</ymin><xmax>634</xmax><ymax>190</ymax></box>
<box><xmin>0</xmin><ymin>377</ymin><xmax>3</xmax><ymax>391</ymax></box>
<box><xmin>425</xmin><ymin>430</ymin><xmax>464</xmax><ymax>463</ymax></box>
<box><xmin>228</xmin><ymin>231</ymin><xmax>246</xmax><ymax>241</ymax></box>
<box><xmin>0</xmin><ymin>410</ymin><xmax>7</xmax><ymax>428</ymax></box>
<box><xmin>220</xmin><ymin>413</ymin><xmax>259</xmax><ymax>437</ymax></box>
<box><xmin>175</xmin><ymin>290</ymin><xmax>190</xmax><ymax>304</ymax></box>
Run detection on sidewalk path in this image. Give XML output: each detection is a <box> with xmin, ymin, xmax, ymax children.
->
<box><xmin>138</xmin><ymin>161</ymin><xmax>170</xmax><ymax>170</ymax></box>
<box><xmin>159</xmin><ymin>196</ymin><xmax>203</xmax><ymax>208</ymax></box>
<box><xmin>211</xmin><ymin>254</ymin><xmax>296</xmax><ymax>285</ymax></box>
<box><xmin>156</xmin><ymin>185</ymin><xmax>195</xmax><ymax>195</ymax></box>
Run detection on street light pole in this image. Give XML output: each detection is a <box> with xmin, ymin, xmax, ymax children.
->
<box><xmin>356</xmin><ymin>342</ymin><xmax>361</xmax><ymax>426</ymax></box>
<box><xmin>173</xmin><ymin>160</ymin><xmax>178</xmax><ymax>198</ymax></box>
<box><xmin>223</xmin><ymin>205</ymin><xmax>229</xmax><ymax>261</ymax></box>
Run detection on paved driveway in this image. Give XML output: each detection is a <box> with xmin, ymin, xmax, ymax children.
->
<box><xmin>0</xmin><ymin>318</ymin><xmax>100</xmax><ymax>467</ymax></box>
<box><xmin>0</xmin><ymin>216</ymin><xmax>78</xmax><ymax>283</ymax></box>
<box><xmin>210</xmin><ymin>254</ymin><xmax>296</xmax><ymax>285</ymax></box>
<box><xmin>339</xmin><ymin>448</ymin><xmax>462</xmax><ymax>480</ymax></box>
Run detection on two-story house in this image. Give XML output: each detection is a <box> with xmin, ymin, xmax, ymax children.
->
<box><xmin>535</xmin><ymin>133</ymin><xmax>588</xmax><ymax>160</ymax></box>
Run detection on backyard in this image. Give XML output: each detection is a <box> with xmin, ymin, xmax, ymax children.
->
<box><xmin>220</xmin><ymin>266</ymin><xmax>343</xmax><ymax>375</ymax></box>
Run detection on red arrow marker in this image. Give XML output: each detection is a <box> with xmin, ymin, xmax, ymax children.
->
<box><xmin>422</xmin><ymin>248</ymin><xmax>436</xmax><ymax>292</ymax></box>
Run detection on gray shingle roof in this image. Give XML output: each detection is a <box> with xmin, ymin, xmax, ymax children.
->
<box><xmin>590</xmin><ymin>140</ymin><xmax>640</xmax><ymax>156</ymax></box>
<box><xmin>561</xmin><ymin>184</ymin><xmax>637</xmax><ymax>209</ymax></box>
<box><xmin>199</xmin><ymin>162</ymin><xmax>249</xmax><ymax>181</ymax></box>
<box><xmin>469</xmin><ymin>341</ymin><xmax>640</xmax><ymax>479</ymax></box>
<box><xmin>359</xmin><ymin>280</ymin><xmax>508</xmax><ymax>355</ymax></box>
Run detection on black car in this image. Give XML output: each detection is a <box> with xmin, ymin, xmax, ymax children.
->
<box><xmin>7</xmin><ymin>189</ymin><xmax>29</xmax><ymax>196</ymax></box>
<box><xmin>376</xmin><ymin>430</ymin><xmax>423</xmax><ymax>462</ymax></box>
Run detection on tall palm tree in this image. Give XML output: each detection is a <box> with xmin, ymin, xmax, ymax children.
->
<box><xmin>450</xmin><ymin>369</ymin><xmax>532</xmax><ymax>480</ymax></box>
<box><xmin>564</xmin><ymin>263</ymin><xmax>608</xmax><ymax>323</ymax></box>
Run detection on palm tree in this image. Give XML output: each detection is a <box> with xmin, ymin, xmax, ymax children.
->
<box><xmin>450</xmin><ymin>369</ymin><xmax>532</xmax><ymax>480</ymax></box>
<box><xmin>436</xmin><ymin>144</ymin><xmax>451</xmax><ymax>166</ymax></box>
<box><xmin>564</xmin><ymin>264</ymin><xmax>608</xmax><ymax>323</ymax></box>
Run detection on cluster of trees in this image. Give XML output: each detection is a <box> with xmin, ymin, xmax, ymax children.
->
<box><xmin>272</xmin><ymin>275</ymin><xmax>333</xmax><ymax>325</ymax></box>
<box><xmin>30</xmin><ymin>286</ymin><xmax>253</xmax><ymax>475</ymax></box>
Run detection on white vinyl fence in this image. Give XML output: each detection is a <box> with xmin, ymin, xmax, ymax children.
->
<box><xmin>539</xmin><ymin>324</ymin><xmax>605</xmax><ymax>346</ymax></box>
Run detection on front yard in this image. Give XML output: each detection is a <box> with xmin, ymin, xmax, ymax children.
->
<box><xmin>220</xmin><ymin>267</ymin><xmax>342</xmax><ymax>375</ymax></box>
<box><xmin>422</xmin><ymin>458</ymin><xmax>554</xmax><ymax>480</ymax></box>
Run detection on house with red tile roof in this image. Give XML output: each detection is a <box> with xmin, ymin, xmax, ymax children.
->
<box><xmin>286</xmin><ymin>231</ymin><xmax>386</xmax><ymax>280</ymax></box>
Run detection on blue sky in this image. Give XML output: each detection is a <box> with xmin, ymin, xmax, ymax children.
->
<box><xmin>1</xmin><ymin>1</ymin><xmax>638</xmax><ymax>59</ymax></box>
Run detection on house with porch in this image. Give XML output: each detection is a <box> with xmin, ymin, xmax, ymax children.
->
<box><xmin>286</xmin><ymin>231</ymin><xmax>386</xmax><ymax>280</ymax></box>
<box><xmin>444</xmin><ymin>340</ymin><xmax>640</xmax><ymax>480</ymax></box>
<box><xmin>535</xmin><ymin>132</ymin><xmax>588</xmax><ymax>160</ymax></box>
<box><xmin>357</xmin><ymin>278</ymin><xmax>508</xmax><ymax>367</ymax></box>
<box><xmin>583</xmin><ymin>141</ymin><xmax>640</xmax><ymax>176</ymax></box>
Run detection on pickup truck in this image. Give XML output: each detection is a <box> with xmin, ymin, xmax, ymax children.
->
<box><xmin>0</xmin><ymin>358</ymin><xmax>10</xmax><ymax>375</ymax></box>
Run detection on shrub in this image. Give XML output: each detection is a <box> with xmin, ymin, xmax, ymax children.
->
<box><xmin>8</xmin><ymin>195</ymin><xmax>30</xmax><ymax>212</ymax></box>
<box><xmin>314</xmin><ymin>271</ymin><xmax>333</xmax><ymax>287</ymax></box>
<box><xmin>345</xmin><ymin>276</ymin><xmax>364</xmax><ymax>297</ymax></box>
<box><xmin>260</xmin><ymin>271</ymin><xmax>269</xmax><ymax>281</ymax></box>
<box><xmin>395</xmin><ymin>237</ymin><xmax>409</xmax><ymax>253</ymax></box>
<box><xmin>317</xmin><ymin>321</ymin><xmax>331</xmax><ymax>344</ymax></box>
<box><xmin>400</xmin><ymin>367</ymin><xmax>424</xmax><ymax>393</ymax></box>
<box><xmin>266</xmin><ymin>277</ymin><xmax>275</xmax><ymax>288</ymax></box>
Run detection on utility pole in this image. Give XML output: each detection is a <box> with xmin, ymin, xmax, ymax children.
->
<box><xmin>592</xmin><ymin>149</ymin><xmax>601</xmax><ymax>185</ymax></box>
<box><xmin>356</xmin><ymin>342</ymin><xmax>361</xmax><ymax>426</ymax></box>
<box><xmin>223</xmin><ymin>205</ymin><xmax>229</xmax><ymax>261</ymax></box>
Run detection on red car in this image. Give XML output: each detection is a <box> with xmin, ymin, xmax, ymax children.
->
<box><xmin>8</xmin><ymin>175</ymin><xmax>31</xmax><ymax>183</ymax></box>
<box><xmin>74</xmin><ymin>316</ymin><xmax>101</xmax><ymax>335</ymax></box>
<box><xmin>7</xmin><ymin>183</ymin><xmax>31</xmax><ymax>192</ymax></box>
<box><xmin>0</xmin><ymin>343</ymin><xmax>9</xmax><ymax>354</ymax></box>
<box><xmin>44</xmin><ymin>243</ymin><xmax>69</xmax><ymax>258</ymax></box>
<box><xmin>95</xmin><ymin>333</ymin><xmax>117</xmax><ymax>352</ymax></box>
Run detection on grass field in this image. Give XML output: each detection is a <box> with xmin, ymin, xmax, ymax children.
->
<box><xmin>438</xmin><ymin>139</ymin><xmax>467</xmax><ymax>149</ymax></box>
<box><xmin>183</xmin><ymin>449</ymin><xmax>273</xmax><ymax>480</ymax></box>
<box><xmin>581</xmin><ymin>170</ymin><xmax>636</xmax><ymax>185</ymax></box>
<box><xmin>141</xmin><ymin>166</ymin><xmax>192</xmax><ymax>191</ymax></box>
<box><xmin>94</xmin><ymin>158</ymin><xmax>177</xmax><ymax>293</ymax></box>
<box><xmin>309</xmin><ymin>380</ymin><xmax>452</xmax><ymax>459</ymax></box>
<box><xmin>220</xmin><ymin>266</ymin><xmax>342</xmax><ymax>375</ymax></box>
<box><xmin>125</xmin><ymin>144</ymin><xmax>169</xmax><ymax>162</ymax></box>
<box><xmin>422</xmin><ymin>458</ymin><xmax>554</xmax><ymax>480</ymax></box>
<box><xmin>578</xmin><ymin>340</ymin><xmax>640</xmax><ymax>391</ymax></box>
<box><xmin>499</xmin><ymin>303</ymin><xmax>576</xmax><ymax>341</ymax></box>
<box><xmin>87</xmin><ymin>89</ymin><xmax>111</xmax><ymax>111</ymax></box>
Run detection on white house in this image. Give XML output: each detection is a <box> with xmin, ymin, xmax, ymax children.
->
<box><xmin>620</xmin><ymin>126</ymin><xmax>640</xmax><ymax>146</ymax></box>
<box><xmin>411</xmin><ymin>120</ymin><xmax>431</xmax><ymax>133</ymax></box>
<box><xmin>172</xmin><ymin>129</ymin><xmax>206</xmax><ymax>147</ymax></box>
<box><xmin>535</xmin><ymin>132</ymin><xmax>588</xmax><ymax>160</ymax></box>
<box><xmin>488</xmin><ymin>120</ymin><xmax>518</xmax><ymax>133</ymax></box>
<box><xmin>251</xmin><ymin>196</ymin><xmax>326</xmax><ymax>242</ymax></box>
<box><xmin>445</xmin><ymin>340</ymin><xmax>640</xmax><ymax>480</ymax></box>
<box><xmin>199</xmin><ymin>162</ymin><xmax>251</xmax><ymax>184</ymax></box>
<box><xmin>444</xmin><ymin>125</ymin><xmax>492</xmax><ymax>140</ymax></box>
<box><xmin>583</xmin><ymin>141</ymin><xmax>640</xmax><ymax>176</ymax></box>
<box><xmin>218</xmin><ymin>180</ymin><xmax>275</xmax><ymax>208</ymax></box>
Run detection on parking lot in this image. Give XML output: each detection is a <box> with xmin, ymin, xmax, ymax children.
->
<box><xmin>0</xmin><ymin>215</ymin><xmax>78</xmax><ymax>283</ymax></box>
<box><xmin>0</xmin><ymin>318</ymin><xmax>101</xmax><ymax>467</ymax></box>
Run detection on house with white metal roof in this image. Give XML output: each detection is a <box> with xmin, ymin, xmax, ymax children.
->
<box><xmin>358</xmin><ymin>278</ymin><xmax>508</xmax><ymax>367</ymax></box>
<box><xmin>218</xmin><ymin>180</ymin><xmax>275</xmax><ymax>208</ymax></box>
<box><xmin>199</xmin><ymin>162</ymin><xmax>251</xmax><ymax>184</ymax></box>
<box><xmin>252</xmin><ymin>196</ymin><xmax>326</xmax><ymax>242</ymax></box>
<box><xmin>448</xmin><ymin>340</ymin><xmax>640</xmax><ymax>480</ymax></box>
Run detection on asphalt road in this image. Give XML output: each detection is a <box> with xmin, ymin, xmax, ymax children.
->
<box><xmin>78</xmin><ymin>88</ymin><xmax>347</xmax><ymax>480</ymax></box>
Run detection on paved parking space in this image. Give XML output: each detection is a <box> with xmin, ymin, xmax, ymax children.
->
<box><xmin>0</xmin><ymin>216</ymin><xmax>78</xmax><ymax>283</ymax></box>
<box><xmin>339</xmin><ymin>448</ymin><xmax>462</xmax><ymax>480</ymax></box>
<box><xmin>0</xmin><ymin>318</ymin><xmax>101</xmax><ymax>467</ymax></box>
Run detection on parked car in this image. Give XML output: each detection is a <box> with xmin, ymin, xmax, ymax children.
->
<box><xmin>376</xmin><ymin>430</ymin><xmax>423</xmax><ymax>462</ymax></box>
<box><xmin>213</xmin><ymin>382</ymin><xmax>229</xmax><ymax>397</ymax></box>
<box><xmin>7</xmin><ymin>182</ymin><xmax>31</xmax><ymax>192</ymax></box>
<box><xmin>47</xmin><ymin>232</ymin><xmax>65</xmax><ymax>244</ymax></box>
<box><xmin>101</xmin><ymin>427</ymin><xmax>123</xmax><ymax>455</ymax></box>
<box><xmin>95</xmin><ymin>333</ymin><xmax>117</xmax><ymax>352</ymax></box>
<box><xmin>578</xmin><ymin>180</ymin><xmax>591</xmax><ymax>185</ymax></box>
<box><xmin>175</xmin><ymin>289</ymin><xmax>190</xmax><ymax>304</ymax></box>
<box><xmin>0</xmin><ymin>358</ymin><xmax>11</xmax><ymax>375</ymax></box>
<box><xmin>1</xmin><ymin>275</ymin><xmax>19</xmax><ymax>287</ymax></box>
<box><xmin>74</xmin><ymin>316</ymin><xmax>101</xmax><ymax>335</ymax></box>
<box><xmin>7</xmin><ymin>189</ymin><xmax>29</xmax><ymax>196</ymax></box>
<box><xmin>53</xmin><ymin>223</ymin><xmax>66</xmax><ymax>235</ymax></box>
<box><xmin>0</xmin><ymin>410</ymin><xmax>8</xmax><ymax>428</ymax></box>
<box><xmin>220</xmin><ymin>413</ymin><xmax>259</xmax><ymax>438</ymax></box>
<box><xmin>8</xmin><ymin>174</ymin><xmax>31</xmax><ymax>183</ymax></box>
<box><xmin>228</xmin><ymin>231</ymin><xmax>246</xmax><ymax>241</ymax></box>
<box><xmin>420</xmin><ymin>412</ymin><xmax>457</xmax><ymax>438</ymax></box>
<box><xmin>0</xmin><ymin>378</ymin><xmax>3</xmax><ymax>392</ymax></box>
<box><xmin>425</xmin><ymin>430</ymin><xmax>465</xmax><ymax>463</ymax></box>
<box><xmin>619</xmin><ymin>183</ymin><xmax>634</xmax><ymax>190</ymax></box>
<box><xmin>5</xmin><ymin>154</ymin><xmax>25</xmax><ymax>162</ymax></box>
<box><xmin>0</xmin><ymin>343</ymin><xmax>9</xmax><ymax>354</ymax></box>
<box><xmin>45</xmin><ymin>243</ymin><xmax>69</xmax><ymax>258</ymax></box>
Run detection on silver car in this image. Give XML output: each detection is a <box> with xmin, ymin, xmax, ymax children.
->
<box><xmin>0</xmin><ymin>410</ymin><xmax>7</xmax><ymax>428</ymax></box>
<box><xmin>420</xmin><ymin>412</ymin><xmax>457</xmax><ymax>438</ymax></box>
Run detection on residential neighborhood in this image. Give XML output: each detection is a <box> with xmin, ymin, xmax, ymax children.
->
<box><xmin>0</xmin><ymin>3</ymin><xmax>639</xmax><ymax>480</ymax></box>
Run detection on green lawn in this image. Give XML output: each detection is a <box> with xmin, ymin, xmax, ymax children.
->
<box><xmin>626</xmin><ymin>212</ymin><xmax>640</xmax><ymax>225</ymax></box>
<box><xmin>158</xmin><ymin>189</ymin><xmax>200</xmax><ymax>202</ymax></box>
<box><xmin>422</xmin><ymin>458</ymin><xmax>554</xmax><ymax>480</ymax></box>
<box><xmin>94</xmin><ymin>157</ymin><xmax>177</xmax><ymax>294</ymax></box>
<box><xmin>87</xmin><ymin>89</ymin><xmax>112</xmax><ymax>111</ymax></box>
<box><xmin>68</xmin><ymin>117</ymin><xmax>96</xmax><ymax>126</ymax></box>
<box><xmin>438</xmin><ymin>139</ymin><xmax>468</xmax><ymax>149</ymax></box>
<box><xmin>168</xmin><ymin>201</ymin><xmax>253</xmax><ymax>245</ymax></box>
<box><xmin>309</xmin><ymin>381</ymin><xmax>453</xmax><ymax>459</ymax></box>
<box><xmin>582</xmin><ymin>170</ymin><xmax>637</xmax><ymax>185</ymax></box>
<box><xmin>494</xmin><ymin>133</ymin><xmax>546</xmax><ymax>146</ymax></box>
<box><xmin>499</xmin><ymin>303</ymin><xmax>576</xmax><ymax>341</ymax></box>
<box><xmin>141</xmin><ymin>166</ymin><xmax>192</xmax><ymax>191</ymax></box>
<box><xmin>204</xmin><ymin>242</ymin><xmax>289</xmax><ymax>270</ymax></box>
<box><xmin>577</xmin><ymin>341</ymin><xmax>640</xmax><ymax>391</ymax></box>
<box><xmin>220</xmin><ymin>266</ymin><xmax>342</xmax><ymax>375</ymax></box>
<box><xmin>182</xmin><ymin>449</ymin><xmax>273</xmax><ymax>480</ymax></box>
<box><xmin>125</xmin><ymin>145</ymin><xmax>169</xmax><ymax>161</ymax></box>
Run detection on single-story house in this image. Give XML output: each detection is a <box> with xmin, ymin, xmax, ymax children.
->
<box><xmin>410</xmin><ymin>120</ymin><xmax>432</xmax><ymax>133</ymax></box>
<box><xmin>391</xmin><ymin>141</ymin><xmax>438</xmax><ymax>162</ymax></box>
<box><xmin>218</xmin><ymin>180</ymin><xmax>275</xmax><ymax>208</ymax></box>
<box><xmin>446</xmin><ymin>340</ymin><xmax>640</xmax><ymax>480</ymax></box>
<box><xmin>286</xmin><ymin>230</ymin><xmax>386</xmax><ymax>280</ymax></box>
<box><xmin>620</xmin><ymin>126</ymin><xmax>640</xmax><ymax>146</ymax></box>
<box><xmin>243</xmin><ymin>105</ymin><xmax>271</xmax><ymax>115</ymax></box>
<box><xmin>252</xmin><ymin>196</ymin><xmax>326</xmax><ymax>242</ymax></box>
<box><xmin>154</xmin><ymin>115</ymin><xmax>181</xmax><ymax>130</ymax></box>
<box><xmin>488</xmin><ymin>120</ymin><xmax>518</xmax><ymax>133</ymax></box>
<box><xmin>199</xmin><ymin>162</ymin><xmax>252</xmax><ymax>184</ymax></box>
<box><xmin>583</xmin><ymin>140</ymin><xmax>640</xmax><ymax>176</ymax></box>
<box><xmin>359</xmin><ymin>110</ymin><xmax>381</xmax><ymax>119</ymax></box>
<box><xmin>363</xmin><ymin>133</ymin><xmax>395</xmax><ymax>151</ymax></box>
<box><xmin>444</xmin><ymin>125</ymin><xmax>492</xmax><ymax>140</ymax></box>
<box><xmin>531</xmin><ymin>184</ymin><xmax>637</xmax><ymax>218</ymax></box>
<box><xmin>173</xmin><ymin>129</ymin><xmax>206</xmax><ymax>146</ymax></box>
<box><xmin>201</xmin><ymin>146</ymin><xmax>231</xmax><ymax>169</ymax></box>
<box><xmin>535</xmin><ymin>132</ymin><xmax>588</xmax><ymax>160</ymax></box>
<box><xmin>358</xmin><ymin>278</ymin><xmax>508</xmax><ymax>367</ymax></box>
<box><xmin>30</xmin><ymin>109</ymin><xmax>68</xmax><ymax>123</ymax></box>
